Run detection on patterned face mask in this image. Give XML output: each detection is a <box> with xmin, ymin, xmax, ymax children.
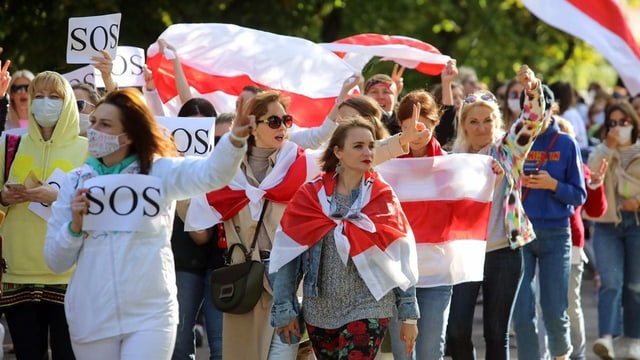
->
<box><xmin>87</xmin><ymin>128</ymin><xmax>125</xmax><ymax>158</ymax></box>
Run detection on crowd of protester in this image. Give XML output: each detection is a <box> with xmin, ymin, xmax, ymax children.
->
<box><xmin>0</xmin><ymin>33</ymin><xmax>638</xmax><ymax>360</ymax></box>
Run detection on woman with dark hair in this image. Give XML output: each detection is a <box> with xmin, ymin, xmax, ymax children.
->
<box><xmin>43</xmin><ymin>88</ymin><xmax>250</xmax><ymax>359</ymax></box>
<box><xmin>178</xmin><ymin>97</ymin><xmax>217</xmax><ymax>118</ymax></box>
<box><xmin>550</xmin><ymin>81</ymin><xmax>588</xmax><ymax>150</ymax></box>
<box><xmin>587</xmin><ymin>101</ymin><xmax>640</xmax><ymax>359</ymax></box>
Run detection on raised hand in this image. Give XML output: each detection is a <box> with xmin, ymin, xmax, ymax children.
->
<box><xmin>441</xmin><ymin>59</ymin><xmax>458</xmax><ymax>84</ymax></box>
<box><xmin>0</xmin><ymin>50</ymin><xmax>11</xmax><ymax>98</ymax></box>
<box><xmin>392</xmin><ymin>64</ymin><xmax>405</xmax><ymax>95</ymax></box>
<box><xmin>92</xmin><ymin>50</ymin><xmax>116</xmax><ymax>92</ymax></box>
<box><xmin>229</xmin><ymin>95</ymin><xmax>255</xmax><ymax>147</ymax></box>
<box><xmin>517</xmin><ymin>65</ymin><xmax>539</xmax><ymax>93</ymax></box>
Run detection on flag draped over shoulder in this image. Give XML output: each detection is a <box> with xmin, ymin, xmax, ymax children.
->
<box><xmin>184</xmin><ymin>142</ymin><xmax>321</xmax><ymax>231</ymax></box>
<box><xmin>146</xmin><ymin>23</ymin><xmax>358</xmax><ymax>127</ymax></box>
<box><xmin>376</xmin><ymin>154</ymin><xmax>496</xmax><ymax>287</ymax></box>
<box><xmin>270</xmin><ymin>171</ymin><xmax>418</xmax><ymax>301</ymax></box>
<box><xmin>521</xmin><ymin>0</ymin><xmax>640</xmax><ymax>95</ymax></box>
<box><xmin>320</xmin><ymin>34</ymin><xmax>450</xmax><ymax>75</ymax></box>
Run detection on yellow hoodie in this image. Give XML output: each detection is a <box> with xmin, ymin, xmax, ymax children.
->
<box><xmin>1</xmin><ymin>72</ymin><xmax>88</xmax><ymax>284</ymax></box>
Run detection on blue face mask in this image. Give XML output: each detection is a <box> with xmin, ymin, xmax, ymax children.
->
<box><xmin>31</xmin><ymin>98</ymin><xmax>63</xmax><ymax>128</ymax></box>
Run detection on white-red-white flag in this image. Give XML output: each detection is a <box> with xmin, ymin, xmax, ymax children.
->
<box><xmin>321</xmin><ymin>33</ymin><xmax>451</xmax><ymax>75</ymax></box>
<box><xmin>376</xmin><ymin>154</ymin><xmax>496</xmax><ymax>287</ymax></box>
<box><xmin>146</xmin><ymin>23</ymin><xmax>358</xmax><ymax>127</ymax></box>
<box><xmin>522</xmin><ymin>0</ymin><xmax>640</xmax><ymax>96</ymax></box>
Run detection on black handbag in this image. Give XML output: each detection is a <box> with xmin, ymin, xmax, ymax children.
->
<box><xmin>209</xmin><ymin>201</ymin><xmax>268</xmax><ymax>314</ymax></box>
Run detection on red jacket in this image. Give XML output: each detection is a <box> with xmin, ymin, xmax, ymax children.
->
<box><xmin>570</xmin><ymin>164</ymin><xmax>607</xmax><ymax>247</ymax></box>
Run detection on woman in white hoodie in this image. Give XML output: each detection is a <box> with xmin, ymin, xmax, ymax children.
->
<box><xmin>44</xmin><ymin>88</ymin><xmax>251</xmax><ymax>360</ymax></box>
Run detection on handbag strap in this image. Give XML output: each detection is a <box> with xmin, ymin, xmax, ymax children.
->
<box><xmin>226</xmin><ymin>200</ymin><xmax>270</xmax><ymax>263</ymax></box>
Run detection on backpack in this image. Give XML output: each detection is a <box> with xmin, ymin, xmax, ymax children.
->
<box><xmin>0</xmin><ymin>133</ymin><xmax>22</xmax><ymax>297</ymax></box>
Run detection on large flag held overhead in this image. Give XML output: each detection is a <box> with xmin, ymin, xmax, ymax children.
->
<box><xmin>146</xmin><ymin>23</ymin><xmax>358</xmax><ymax>127</ymax></box>
<box><xmin>521</xmin><ymin>0</ymin><xmax>640</xmax><ymax>96</ymax></box>
<box><xmin>321</xmin><ymin>33</ymin><xmax>451</xmax><ymax>76</ymax></box>
<box><xmin>376</xmin><ymin>154</ymin><xmax>496</xmax><ymax>287</ymax></box>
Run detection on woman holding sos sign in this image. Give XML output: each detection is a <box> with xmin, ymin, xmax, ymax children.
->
<box><xmin>44</xmin><ymin>88</ymin><xmax>250</xmax><ymax>359</ymax></box>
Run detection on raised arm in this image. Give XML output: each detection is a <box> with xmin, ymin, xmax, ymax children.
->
<box><xmin>158</xmin><ymin>39</ymin><xmax>192</xmax><ymax>104</ymax></box>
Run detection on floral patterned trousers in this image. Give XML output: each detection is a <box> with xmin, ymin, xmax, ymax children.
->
<box><xmin>306</xmin><ymin>318</ymin><xmax>389</xmax><ymax>360</ymax></box>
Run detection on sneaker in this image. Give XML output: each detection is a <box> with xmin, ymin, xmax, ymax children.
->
<box><xmin>593</xmin><ymin>336</ymin><xmax>615</xmax><ymax>360</ymax></box>
<box><xmin>195</xmin><ymin>324</ymin><xmax>204</xmax><ymax>348</ymax></box>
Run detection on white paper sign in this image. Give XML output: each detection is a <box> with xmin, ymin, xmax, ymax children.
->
<box><xmin>155</xmin><ymin>116</ymin><xmax>215</xmax><ymax>157</ymax></box>
<box><xmin>63</xmin><ymin>65</ymin><xmax>97</xmax><ymax>88</ymax></box>
<box><xmin>82</xmin><ymin>174</ymin><xmax>165</xmax><ymax>232</ymax></box>
<box><xmin>28</xmin><ymin>169</ymin><xmax>67</xmax><ymax>221</ymax></box>
<box><xmin>94</xmin><ymin>46</ymin><xmax>145</xmax><ymax>88</ymax></box>
<box><xmin>67</xmin><ymin>13</ymin><xmax>122</xmax><ymax>64</ymax></box>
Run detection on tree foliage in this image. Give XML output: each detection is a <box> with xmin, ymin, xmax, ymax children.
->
<box><xmin>0</xmin><ymin>0</ymin><xmax>619</xmax><ymax>93</ymax></box>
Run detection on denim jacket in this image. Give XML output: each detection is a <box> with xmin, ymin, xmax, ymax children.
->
<box><xmin>270</xmin><ymin>239</ymin><xmax>420</xmax><ymax>328</ymax></box>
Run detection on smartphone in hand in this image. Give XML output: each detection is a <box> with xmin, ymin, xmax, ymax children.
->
<box><xmin>523</xmin><ymin>167</ymin><xmax>539</xmax><ymax>176</ymax></box>
<box><xmin>5</xmin><ymin>182</ymin><xmax>26</xmax><ymax>191</ymax></box>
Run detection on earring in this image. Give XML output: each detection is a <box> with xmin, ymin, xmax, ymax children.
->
<box><xmin>335</xmin><ymin>161</ymin><xmax>343</xmax><ymax>174</ymax></box>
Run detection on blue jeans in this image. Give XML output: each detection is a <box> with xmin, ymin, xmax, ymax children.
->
<box><xmin>390</xmin><ymin>285</ymin><xmax>452</xmax><ymax>360</ymax></box>
<box><xmin>568</xmin><ymin>261</ymin><xmax>586</xmax><ymax>360</ymax></box>
<box><xmin>173</xmin><ymin>271</ymin><xmax>205</xmax><ymax>360</ymax></box>
<box><xmin>593</xmin><ymin>212</ymin><xmax>640</xmax><ymax>338</ymax></box>
<box><xmin>513</xmin><ymin>226</ymin><xmax>572</xmax><ymax>359</ymax></box>
<box><xmin>202</xmin><ymin>269</ymin><xmax>224</xmax><ymax>360</ymax></box>
<box><xmin>447</xmin><ymin>247</ymin><xmax>523</xmax><ymax>360</ymax></box>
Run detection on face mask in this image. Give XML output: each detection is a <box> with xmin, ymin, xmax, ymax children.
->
<box><xmin>78</xmin><ymin>113</ymin><xmax>91</xmax><ymax>134</ymax></box>
<box><xmin>593</xmin><ymin>111</ymin><xmax>605</xmax><ymax>126</ymax></box>
<box><xmin>507</xmin><ymin>99</ymin><xmax>521</xmax><ymax>114</ymax></box>
<box><xmin>617</xmin><ymin>126</ymin><xmax>633</xmax><ymax>145</ymax></box>
<box><xmin>87</xmin><ymin>128</ymin><xmax>125</xmax><ymax>158</ymax></box>
<box><xmin>31</xmin><ymin>98</ymin><xmax>63</xmax><ymax>128</ymax></box>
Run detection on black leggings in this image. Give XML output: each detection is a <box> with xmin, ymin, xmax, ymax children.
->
<box><xmin>4</xmin><ymin>301</ymin><xmax>75</xmax><ymax>360</ymax></box>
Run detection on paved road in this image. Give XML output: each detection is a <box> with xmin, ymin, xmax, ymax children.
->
<box><xmin>1</xmin><ymin>276</ymin><xmax>602</xmax><ymax>360</ymax></box>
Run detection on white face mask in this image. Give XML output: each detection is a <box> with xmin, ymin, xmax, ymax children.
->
<box><xmin>31</xmin><ymin>98</ymin><xmax>63</xmax><ymax>128</ymax></box>
<box><xmin>507</xmin><ymin>99</ymin><xmax>521</xmax><ymax>114</ymax></box>
<box><xmin>78</xmin><ymin>113</ymin><xmax>91</xmax><ymax>134</ymax></box>
<box><xmin>87</xmin><ymin>128</ymin><xmax>126</xmax><ymax>158</ymax></box>
<box><xmin>617</xmin><ymin>125</ymin><xmax>633</xmax><ymax>145</ymax></box>
<box><xmin>593</xmin><ymin>111</ymin><xmax>605</xmax><ymax>126</ymax></box>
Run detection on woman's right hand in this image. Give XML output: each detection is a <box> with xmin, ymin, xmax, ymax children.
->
<box><xmin>70</xmin><ymin>188</ymin><xmax>90</xmax><ymax>233</ymax></box>
<box><xmin>1</xmin><ymin>185</ymin><xmax>29</xmax><ymax>206</ymax></box>
<box><xmin>275</xmin><ymin>318</ymin><xmax>302</xmax><ymax>344</ymax></box>
<box><xmin>517</xmin><ymin>65</ymin><xmax>539</xmax><ymax>93</ymax></box>
<box><xmin>229</xmin><ymin>96</ymin><xmax>255</xmax><ymax>147</ymax></box>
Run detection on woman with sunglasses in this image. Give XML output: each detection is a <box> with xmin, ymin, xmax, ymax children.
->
<box><xmin>446</xmin><ymin>65</ymin><xmax>546</xmax><ymax>360</ymax></box>
<box><xmin>73</xmin><ymin>84</ymin><xmax>100</xmax><ymax>136</ymax></box>
<box><xmin>269</xmin><ymin>117</ymin><xmax>419</xmax><ymax>359</ymax></box>
<box><xmin>4</xmin><ymin>69</ymin><xmax>34</xmax><ymax>133</ymax></box>
<box><xmin>587</xmin><ymin>101</ymin><xmax>640</xmax><ymax>359</ymax></box>
<box><xmin>201</xmin><ymin>89</ymin><xmax>342</xmax><ymax>360</ymax></box>
<box><xmin>0</xmin><ymin>70</ymin><xmax>88</xmax><ymax>359</ymax></box>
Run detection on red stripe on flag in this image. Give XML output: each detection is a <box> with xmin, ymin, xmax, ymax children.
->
<box><xmin>148</xmin><ymin>54</ymin><xmax>336</xmax><ymax>128</ymax></box>
<box><xmin>333</xmin><ymin>34</ymin><xmax>446</xmax><ymax>75</ymax></box>
<box><xmin>401</xmin><ymin>199</ymin><xmax>491</xmax><ymax>244</ymax></box>
<box><xmin>567</xmin><ymin>0</ymin><xmax>640</xmax><ymax>59</ymax></box>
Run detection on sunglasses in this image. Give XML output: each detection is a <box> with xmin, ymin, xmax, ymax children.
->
<box><xmin>10</xmin><ymin>84</ymin><xmax>29</xmax><ymax>93</ymax></box>
<box><xmin>508</xmin><ymin>90</ymin><xmax>520</xmax><ymax>99</ymax></box>
<box><xmin>607</xmin><ymin>118</ymin><xmax>631</xmax><ymax>128</ymax></box>
<box><xmin>464</xmin><ymin>93</ymin><xmax>498</xmax><ymax>105</ymax></box>
<box><xmin>76</xmin><ymin>99</ymin><xmax>95</xmax><ymax>112</ymax></box>
<box><xmin>256</xmin><ymin>114</ymin><xmax>293</xmax><ymax>129</ymax></box>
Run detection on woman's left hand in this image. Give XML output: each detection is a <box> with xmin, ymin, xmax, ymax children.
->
<box><xmin>275</xmin><ymin>318</ymin><xmax>302</xmax><ymax>345</ymax></box>
<box><xmin>399</xmin><ymin>103</ymin><xmax>426</xmax><ymax>147</ymax></box>
<box><xmin>400</xmin><ymin>322</ymin><xmax>418</xmax><ymax>355</ymax></box>
<box><xmin>522</xmin><ymin>170</ymin><xmax>558</xmax><ymax>191</ymax></box>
